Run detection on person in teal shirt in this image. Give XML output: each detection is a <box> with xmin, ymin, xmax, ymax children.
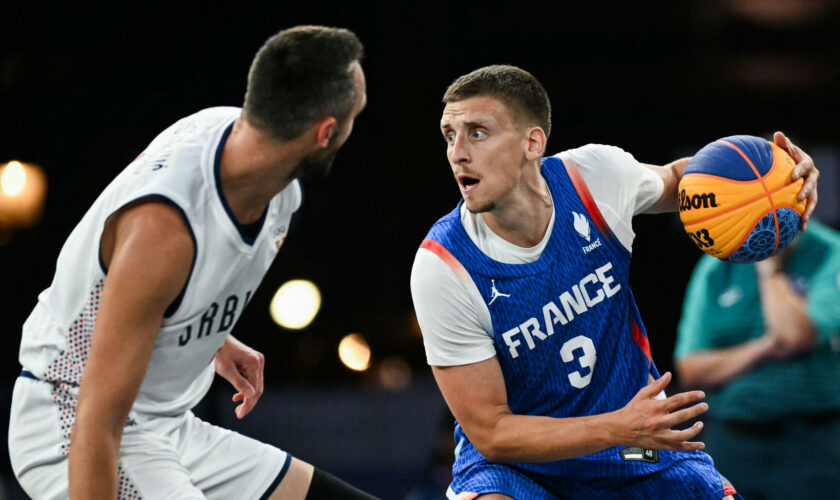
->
<box><xmin>675</xmin><ymin>220</ymin><xmax>840</xmax><ymax>499</ymax></box>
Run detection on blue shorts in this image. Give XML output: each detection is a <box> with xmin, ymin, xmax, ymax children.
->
<box><xmin>447</xmin><ymin>457</ymin><xmax>742</xmax><ymax>500</ymax></box>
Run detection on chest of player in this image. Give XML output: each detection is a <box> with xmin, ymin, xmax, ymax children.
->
<box><xmin>465</xmin><ymin>218</ymin><xmax>638</xmax><ymax>417</ymax></box>
<box><xmin>472</xmin><ymin>162</ymin><xmax>633</xmax><ymax>364</ymax></box>
<box><xmin>479</xmin><ymin>255</ymin><xmax>628</xmax><ymax>363</ymax></box>
<box><xmin>159</xmin><ymin>207</ymin><xmax>291</xmax><ymax>352</ymax></box>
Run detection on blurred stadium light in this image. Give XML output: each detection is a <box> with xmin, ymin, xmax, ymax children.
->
<box><xmin>377</xmin><ymin>356</ymin><xmax>412</xmax><ymax>390</ymax></box>
<box><xmin>338</xmin><ymin>333</ymin><xmax>371</xmax><ymax>372</ymax></box>
<box><xmin>1</xmin><ymin>161</ymin><xmax>26</xmax><ymax>196</ymax></box>
<box><xmin>0</xmin><ymin>160</ymin><xmax>47</xmax><ymax>231</ymax></box>
<box><xmin>269</xmin><ymin>279</ymin><xmax>322</xmax><ymax>329</ymax></box>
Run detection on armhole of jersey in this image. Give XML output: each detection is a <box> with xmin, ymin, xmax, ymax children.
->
<box><xmin>98</xmin><ymin>194</ymin><xmax>198</xmax><ymax>319</ymax></box>
<box><xmin>561</xmin><ymin>155</ymin><xmax>632</xmax><ymax>261</ymax></box>
<box><xmin>628</xmin><ymin>316</ymin><xmax>653</xmax><ymax>368</ymax></box>
<box><xmin>420</xmin><ymin>239</ymin><xmax>472</xmax><ymax>289</ymax></box>
<box><xmin>419</xmin><ymin>238</ymin><xmax>495</xmax><ymax>337</ymax></box>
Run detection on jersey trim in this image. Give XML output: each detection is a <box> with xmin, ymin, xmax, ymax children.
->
<box><xmin>562</xmin><ymin>156</ymin><xmax>631</xmax><ymax>261</ymax></box>
<box><xmin>420</xmin><ymin>238</ymin><xmax>473</xmax><ymax>289</ymax></box>
<box><xmin>629</xmin><ymin>317</ymin><xmax>652</xmax><ymax>365</ymax></box>
<box><xmin>97</xmin><ymin>194</ymin><xmax>198</xmax><ymax>319</ymax></box>
<box><xmin>258</xmin><ymin>453</ymin><xmax>293</xmax><ymax>500</ymax></box>
<box><xmin>213</xmin><ymin>121</ymin><xmax>268</xmax><ymax>246</ymax></box>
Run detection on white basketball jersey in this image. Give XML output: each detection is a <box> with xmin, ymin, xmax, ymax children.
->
<box><xmin>18</xmin><ymin>107</ymin><xmax>301</xmax><ymax>416</ymax></box>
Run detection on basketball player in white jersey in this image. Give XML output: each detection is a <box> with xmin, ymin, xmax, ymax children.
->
<box><xmin>9</xmin><ymin>26</ymin><xmax>378</xmax><ymax>499</ymax></box>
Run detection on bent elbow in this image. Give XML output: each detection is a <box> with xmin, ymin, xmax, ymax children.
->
<box><xmin>472</xmin><ymin>436</ymin><xmax>518</xmax><ymax>463</ymax></box>
<box><xmin>475</xmin><ymin>444</ymin><xmax>503</xmax><ymax>463</ymax></box>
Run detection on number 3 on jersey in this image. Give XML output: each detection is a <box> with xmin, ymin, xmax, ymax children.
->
<box><xmin>560</xmin><ymin>335</ymin><xmax>597</xmax><ymax>388</ymax></box>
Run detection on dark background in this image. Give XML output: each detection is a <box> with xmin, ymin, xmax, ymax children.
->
<box><xmin>2</xmin><ymin>2</ymin><xmax>839</xmax><ymax>498</ymax></box>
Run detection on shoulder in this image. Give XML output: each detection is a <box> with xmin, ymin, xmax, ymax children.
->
<box><xmin>410</xmin><ymin>246</ymin><xmax>496</xmax><ymax>366</ymax></box>
<box><xmin>131</xmin><ymin>107</ymin><xmax>239</xmax><ymax>174</ymax></box>
<box><xmin>411</xmin><ymin>246</ymin><xmax>449</xmax><ymax>287</ymax></box>
<box><xmin>410</xmin><ymin>243</ymin><xmax>476</xmax><ymax>313</ymax></box>
<box><xmin>552</xmin><ymin>143</ymin><xmax>646</xmax><ymax>189</ymax></box>
<box><xmin>411</xmin><ymin>243</ymin><xmax>464</xmax><ymax>292</ymax></box>
<box><xmin>101</xmin><ymin>199</ymin><xmax>195</xmax><ymax>284</ymax></box>
<box><xmin>110</xmin><ymin>200</ymin><xmax>194</xmax><ymax>250</ymax></box>
<box><xmin>121</xmin><ymin>196</ymin><xmax>191</xmax><ymax>240</ymax></box>
<box><xmin>271</xmin><ymin>179</ymin><xmax>303</xmax><ymax>213</ymax></box>
<box><xmin>556</xmin><ymin>144</ymin><xmax>638</xmax><ymax>170</ymax></box>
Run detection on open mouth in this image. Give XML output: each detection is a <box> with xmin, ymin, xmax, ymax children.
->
<box><xmin>458</xmin><ymin>175</ymin><xmax>480</xmax><ymax>194</ymax></box>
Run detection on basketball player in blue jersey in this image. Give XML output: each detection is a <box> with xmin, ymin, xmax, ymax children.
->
<box><xmin>410</xmin><ymin>65</ymin><xmax>819</xmax><ymax>499</ymax></box>
<box><xmin>9</xmin><ymin>26</ymin><xmax>378</xmax><ymax>499</ymax></box>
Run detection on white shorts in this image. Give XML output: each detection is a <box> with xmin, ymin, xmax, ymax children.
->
<box><xmin>9</xmin><ymin>374</ymin><xmax>290</xmax><ymax>500</ymax></box>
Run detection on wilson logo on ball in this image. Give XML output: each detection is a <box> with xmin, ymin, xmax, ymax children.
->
<box><xmin>678</xmin><ymin>135</ymin><xmax>806</xmax><ymax>263</ymax></box>
<box><xmin>679</xmin><ymin>190</ymin><xmax>719</xmax><ymax>212</ymax></box>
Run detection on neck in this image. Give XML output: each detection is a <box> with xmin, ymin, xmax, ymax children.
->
<box><xmin>218</xmin><ymin>118</ymin><xmax>307</xmax><ymax>224</ymax></box>
<box><xmin>480</xmin><ymin>162</ymin><xmax>552</xmax><ymax>247</ymax></box>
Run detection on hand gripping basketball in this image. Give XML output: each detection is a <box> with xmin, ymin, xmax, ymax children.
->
<box><xmin>679</xmin><ymin>135</ymin><xmax>809</xmax><ymax>263</ymax></box>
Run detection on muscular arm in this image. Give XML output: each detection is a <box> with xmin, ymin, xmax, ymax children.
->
<box><xmin>433</xmin><ymin>357</ymin><xmax>708</xmax><ymax>463</ymax></box>
<box><xmin>69</xmin><ymin>201</ymin><xmax>193</xmax><ymax>499</ymax></box>
<box><xmin>641</xmin><ymin>158</ymin><xmax>691</xmax><ymax>214</ymax></box>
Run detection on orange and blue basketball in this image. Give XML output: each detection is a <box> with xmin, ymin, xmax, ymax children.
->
<box><xmin>678</xmin><ymin>135</ymin><xmax>806</xmax><ymax>263</ymax></box>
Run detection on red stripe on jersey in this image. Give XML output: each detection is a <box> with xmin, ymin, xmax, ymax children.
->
<box><xmin>629</xmin><ymin>318</ymin><xmax>652</xmax><ymax>365</ymax></box>
<box><xmin>420</xmin><ymin>239</ymin><xmax>472</xmax><ymax>289</ymax></box>
<box><xmin>562</xmin><ymin>156</ymin><xmax>616</xmax><ymax>242</ymax></box>
<box><xmin>723</xmin><ymin>482</ymin><xmax>737</xmax><ymax>496</ymax></box>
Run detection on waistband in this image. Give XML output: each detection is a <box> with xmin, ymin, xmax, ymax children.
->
<box><xmin>20</xmin><ymin>370</ymin><xmax>40</xmax><ymax>381</ymax></box>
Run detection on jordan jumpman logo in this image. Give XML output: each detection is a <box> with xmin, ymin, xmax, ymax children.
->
<box><xmin>488</xmin><ymin>279</ymin><xmax>511</xmax><ymax>305</ymax></box>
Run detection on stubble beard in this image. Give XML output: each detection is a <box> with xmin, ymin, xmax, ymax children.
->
<box><xmin>292</xmin><ymin>136</ymin><xmax>341</xmax><ymax>182</ymax></box>
<box><xmin>465</xmin><ymin>198</ymin><xmax>496</xmax><ymax>214</ymax></box>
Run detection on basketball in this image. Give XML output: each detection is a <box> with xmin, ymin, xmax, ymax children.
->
<box><xmin>678</xmin><ymin>135</ymin><xmax>807</xmax><ymax>263</ymax></box>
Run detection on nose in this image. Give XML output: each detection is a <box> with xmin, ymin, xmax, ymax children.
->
<box><xmin>449</xmin><ymin>133</ymin><xmax>470</xmax><ymax>166</ymax></box>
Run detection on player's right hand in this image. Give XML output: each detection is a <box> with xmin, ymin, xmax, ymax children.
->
<box><xmin>610</xmin><ymin>372</ymin><xmax>708</xmax><ymax>452</ymax></box>
<box><xmin>774</xmin><ymin>131</ymin><xmax>818</xmax><ymax>230</ymax></box>
<box><xmin>215</xmin><ymin>336</ymin><xmax>265</xmax><ymax>419</ymax></box>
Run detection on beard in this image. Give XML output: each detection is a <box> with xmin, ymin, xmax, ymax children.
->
<box><xmin>465</xmin><ymin>199</ymin><xmax>496</xmax><ymax>213</ymax></box>
<box><xmin>292</xmin><ymin>138</ymin><xmax>340</xmax><ymax>182</ymax></box>
<box><xmin>291</xmin><ymin>148</ymin><xmax>338</xmax><ymax>182</ymax></box>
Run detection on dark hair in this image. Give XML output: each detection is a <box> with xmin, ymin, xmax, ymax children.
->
<box><xmin>443</xmin><ymin>64</ymin><xmax>551</xmax><ymax>137</ymax></box>
<box><xmin>243</xmin><ymin>26</ymin><xmax>364</xmax><ymax>140</ymax></box>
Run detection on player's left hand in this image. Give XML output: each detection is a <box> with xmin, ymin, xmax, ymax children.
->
<box><xmin>774</xmin><ymin>131</ymin><xmax>818</xmax><ymax>230</ymax></box>
<box><xmin>215</xmin><ymin>335</ymin><xmax>265</xmax><ymax>419</ymax></box>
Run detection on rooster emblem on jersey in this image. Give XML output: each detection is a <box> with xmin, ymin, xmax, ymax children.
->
<box><xmin>572</xmin><ymin>212</ymin><xmax>591</xmax><ymax>242</ymax></box>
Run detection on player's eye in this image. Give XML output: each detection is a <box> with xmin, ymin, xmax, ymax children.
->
<box><xmin>443</xmin><ymin>131</ymin><xmax>455</xmax><ymax>144</ymax></box>
<box><xmin>471</xmin><ymin>130</ymin><xmax>487</xmax><ymax>140</ymax></box>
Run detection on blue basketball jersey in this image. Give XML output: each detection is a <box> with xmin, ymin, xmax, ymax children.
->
<box><xmin>423</xmin><ymin>156</ymin><xmax>710</xmax><ymax>483</ymax></box>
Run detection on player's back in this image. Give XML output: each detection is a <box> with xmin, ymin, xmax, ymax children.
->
<box><xmin>18</xmin><ymin>107</ymin><xmax>301</xmax><ymax>417</ymax></box>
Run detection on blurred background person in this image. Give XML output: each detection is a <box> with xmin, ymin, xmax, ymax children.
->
<box><xmin>674</xmin><ymin>220</ymin><xmax>840</xmax><ymax>500</ymax></box>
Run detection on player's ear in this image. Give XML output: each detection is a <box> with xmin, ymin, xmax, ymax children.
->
<box><xmin>525</xmin><ymin>127</ymin><xmax>547</xmax><ymax>161</ymax></box>
<box><xmin>313</xmin><ymin>117</ymin><xmax>337</xmax><ymax>148</ymax></box>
